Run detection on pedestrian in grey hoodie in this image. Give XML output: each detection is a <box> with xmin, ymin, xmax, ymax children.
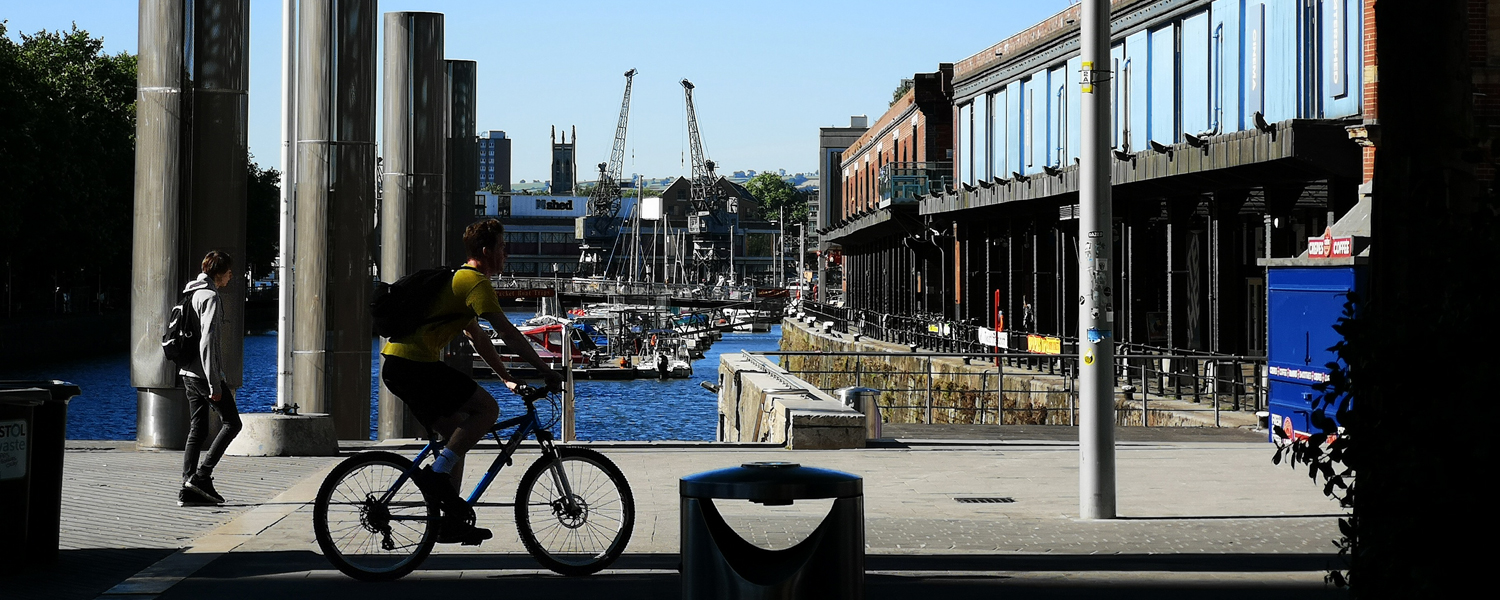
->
<box><xmin>178</xmin><ymin>250</ymin><xmax>243</xmax><ymax>506</ymax></box>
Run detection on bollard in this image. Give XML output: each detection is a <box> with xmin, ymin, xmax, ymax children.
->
<box><xmin>836</xmin><ymin>387</ymin><xmax>882</xmax><ymax>441</ymax></box>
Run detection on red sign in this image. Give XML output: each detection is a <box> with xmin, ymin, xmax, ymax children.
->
<box><xmin>495</xmin><ymin>288</ymin><xmax>555</xmax><ymax>299</ymax></box>
<box><xmin>755</xmin><ymin>288</ymin><xmax>790</xmax><ymax>298</ymax></box>
<box><xmin>1307</xmin><ymin>227</ymin><xmax>1354</xmax><ymax>259</ymax></box>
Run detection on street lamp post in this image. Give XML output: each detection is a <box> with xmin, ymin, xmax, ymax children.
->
<box><xmin>1078</xmin><ymin>0</ymin><xmax>1117</xmax><ymax>520</ymax></box>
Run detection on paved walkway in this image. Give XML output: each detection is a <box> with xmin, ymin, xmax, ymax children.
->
<box><xmin>7</xmin><ymin>427</ymin><xmax>1348</xmax><ymax>600</ymax></box>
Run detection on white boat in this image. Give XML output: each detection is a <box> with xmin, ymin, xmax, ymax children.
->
<box><xmin>722</xmin><ymin>308</ymin><xmax>772</xmax><ymax>332</ymax></box>
<box><xmin>637</xmin><ymin>352</ymin><xmax>692</xmax><ymax>379</ymax></box>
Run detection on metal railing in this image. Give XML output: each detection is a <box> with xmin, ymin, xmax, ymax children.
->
<box><xmin>761</xmin><ymin>345</ymin><xmax>1265</xmax><ymax>427</ymax></box>
<box><xmin>494</xmin><ymin>276</ymin><xmax>772</xmax><ymax>302</ymax></box>
<box><xmin>832</xmin><ymin>308</ymin><xmax>1267</xmax><ymax>412</ymax></box>
<box><xmin>800</xmin><ymin>300</ymin><xmax>850</xmax><ymax>331</ymax></box>
<box><xmin>878</xmin><ymin>161</ymin><xmax>954</xmax><ymax>204</ymax></box>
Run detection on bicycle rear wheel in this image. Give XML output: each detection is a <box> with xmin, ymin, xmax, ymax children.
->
<box><xmin>313</xmin><ymin>451</ymin><xmax>438</xmax><ymax>581</ymax></box>
<box><xmin>515</xmin><ymin>447</ymin><xmax>635</xmax><ymax>576</ymax></box>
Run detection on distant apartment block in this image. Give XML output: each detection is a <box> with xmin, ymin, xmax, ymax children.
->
<box><xmin>478</xmin><ymin>130</ymin><xmax>511</xmax><ymax>190</ymax></box>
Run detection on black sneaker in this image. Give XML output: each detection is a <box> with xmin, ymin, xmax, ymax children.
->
<box><xmin>436</xmin><ymin>517</ymin><xmax>493</xmax><ymax>546</ymax></box>
<box><xmin>185</xmin><ymin>473</ymin><xmax>225</xmax><ymax>504</ymax></box>
<box><xmin>413</xmin><ymin>466</ymin><xmax>471</xmax><ymax>518</ymax></box>
<box><xmin>413</xmin><ymin>467</ymin><xmax>488</xmax><ymax>544</ymax></box>
<box><xmin>178</xmin><ymin>487</ymin><xmax>216</xmax><ymax>507</ymax></box>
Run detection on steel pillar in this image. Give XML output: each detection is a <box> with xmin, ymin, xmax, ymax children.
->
<box><xmin>131</xmin><ymin>0</ymin><xmax>250</xmax><ymax>450</ymax></box>
<box><xmin>444</xmin><ymin>59</ymin><xmax>479</xmax><ymax>377</ymax></box>
<box><xmin>277</xmin><ymin>0</ymin><xmax>298</xmax><ymax>409</ymax></box>
<box><xmin>377</xmin><ymin>11</ymin><xmax>446</xmax><ymax>440</ymax></box>
<box><xmin>294</xmin><ymin>0</ymin><xmax>377</xmax><ymax>439</ymax></box>
<box><xmin>446</xmin><ymin>60</ymin><xmax>478</xmax><ymax>268</ymax></box>
<box><xmin>187</xmin><ymin>0</ymin><xmax>250</xmax><ymax>392</ymax></box>
<box><xmin>132</xmin><ymin>0</ymin><xmax>188</xmax><ymax>448</ymax></box>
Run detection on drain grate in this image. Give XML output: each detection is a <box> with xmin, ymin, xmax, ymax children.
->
<box><xmin>955</xmin><ymin>497</ymin><xmax>1015</xmax><ymax>504</ymax></box>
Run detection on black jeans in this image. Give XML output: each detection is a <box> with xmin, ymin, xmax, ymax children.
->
<box><xmin>182</xmin><ymin>376</ymin><xmax>243</xmax><ymax>482</ymax></box>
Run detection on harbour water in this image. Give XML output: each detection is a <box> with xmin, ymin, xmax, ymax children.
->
<box><xmin>0</xmin><ymin>321</ymin><xmax>782</xmax><ymax>442</ymax></box>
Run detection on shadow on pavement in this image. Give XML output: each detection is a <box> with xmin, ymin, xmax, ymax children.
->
<box><xmin>6</xmin><ymin>548</ymin><xmax>177</xmax><ymax>600</ymax></box>
<box><xmin>149</xmin><ymin>551</ymin><xmax>1347</xmax><ymax>600</ymax></box>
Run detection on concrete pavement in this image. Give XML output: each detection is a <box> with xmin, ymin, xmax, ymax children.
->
<box><xmin>6</xmin><ymin>426</ymin><xmax>1349</xmax><ymax>599</ymax></box>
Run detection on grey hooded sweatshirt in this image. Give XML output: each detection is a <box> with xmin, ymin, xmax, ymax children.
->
<box><xmin>177</xmin><ymin>273</ymin><xmax>226</xmax><ymax>397</ymax></box>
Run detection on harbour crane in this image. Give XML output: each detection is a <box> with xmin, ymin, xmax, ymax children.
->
<box><xmin>681</xmin><ymin>79</ymin><xmax>736</xmax><ymax>281</ymax></box>
<box><xmin>579</xmin><ymin>68</ymin><xmax>636</xmax><ymax>277</ymax></box>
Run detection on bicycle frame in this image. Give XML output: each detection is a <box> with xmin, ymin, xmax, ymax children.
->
<box><xmin>375</xmin><ymin>394</ymin><xmax>581</xmax><ymax>516</ymax></box>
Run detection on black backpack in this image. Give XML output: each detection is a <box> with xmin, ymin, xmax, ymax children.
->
<box><xmin>371</xmin><ymin>266</ymin><xmax>477</xmax><ymax>339</ymax></box>
<box><xmin>161</xmin><ymin>291</ymin><xmax>201</xmax><ymax>364</ymax></box>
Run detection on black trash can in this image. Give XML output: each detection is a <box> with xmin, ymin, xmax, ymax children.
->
<box><xmin>0</xmin><ymin>385</ymin><xmax>46</xmax><ymax>574</ymax></box>
<box><xmin>681</xmin><ymin>461</ymin><xmax>863</xmax><ymax>600</ymax></box>
<box><xmin>2</xmin><ymin>380</ymin><xmax>81</xmax><ymax>564</ymax></box>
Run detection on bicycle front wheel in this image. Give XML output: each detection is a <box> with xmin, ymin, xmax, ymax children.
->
<box><xmin>515</xmin><ymin>447</ymin><xmax>635</xmax><ymax>576</ymax></box>
<box><xmin>312</xmin><ymin>451</ymin><xmax>438</xmax><ymax>581</ymax></box>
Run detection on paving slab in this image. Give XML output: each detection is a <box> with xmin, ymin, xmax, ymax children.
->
<box><xmin>4</xmin><ymin>432</ymin><xmax>1348</xmax><ymax>600</ymax></box>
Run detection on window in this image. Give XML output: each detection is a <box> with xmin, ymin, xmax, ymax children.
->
<box><xmin>1026</xmin><ymin>84</ymin><xmax>1034</xmax><ymax>167</ymax></box>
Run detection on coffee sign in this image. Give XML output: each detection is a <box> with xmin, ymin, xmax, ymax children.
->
<box><xmin>1307</xmin><ymin>227</ymin><xmax>1353</xmax><ymax>259</ymax></box>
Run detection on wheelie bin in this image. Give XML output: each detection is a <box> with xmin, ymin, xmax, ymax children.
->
<box><xmin>1</xmin><ymin>380</ymin><xmax>81</xmax><ymax>565</ymax></box>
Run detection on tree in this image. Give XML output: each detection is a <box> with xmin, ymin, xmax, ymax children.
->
<box><xmin>745</xmin><ymin>172</ymin><xmax>806</xmax><ymax>222</ymax></box>
<box><xmin>890</xmin><ymin>78</ymin><xmax>914</xmax><ymax>107</ymax></box>
<box><xmin>0</xmin><ymin>24</ymin><xmax>137</xmax><ymax>315</ymax></box>
<box><xmin>245</xmin><ymin>160</ymin><xmax>281</xmax><ymax>279</ymax></box>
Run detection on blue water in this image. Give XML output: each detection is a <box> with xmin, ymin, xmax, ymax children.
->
<box><xmin>0</xmin><ymin>322</ymin><xmax>782</xmax><ymax>442</ymax></box>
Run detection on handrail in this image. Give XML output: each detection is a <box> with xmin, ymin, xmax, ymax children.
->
<box><xmin>772</xmin><ymin>307</ymin><xmax>1270</xmax><ymax>425</ymax></box>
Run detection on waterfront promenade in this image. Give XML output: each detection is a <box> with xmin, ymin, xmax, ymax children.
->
<box><xmin>10</xmin><ymin>426</ymin><xmax>1347</xmax><ymax>599</ymax></box>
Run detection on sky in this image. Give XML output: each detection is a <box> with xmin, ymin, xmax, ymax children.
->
<box><xmin>2</xmin><ymin>0</ymin><xmax>1077</xmax><ymax>182</ymax></box>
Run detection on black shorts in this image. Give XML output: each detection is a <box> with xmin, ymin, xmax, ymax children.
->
<box><xmin>380</xmin><ymin>355</ymin><xmax>479</xmax><ymax>429</ymax></box>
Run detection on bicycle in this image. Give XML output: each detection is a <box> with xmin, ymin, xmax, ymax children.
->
<box><xmin>311</xmin><ymin>385</ymin><xmax>635</xmax><ymax>581</ymax></box>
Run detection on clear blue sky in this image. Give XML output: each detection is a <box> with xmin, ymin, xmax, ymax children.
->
<box><xmin>3</xmin><ymin>0</ymin><xmax>1075</xmax><ymax>181</ymax></box>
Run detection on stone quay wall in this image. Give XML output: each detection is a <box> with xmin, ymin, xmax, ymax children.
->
<box><xmin>716</xmin><ymin>351</ymin><xmax>866</xmax><ymax>448</ymax></box>
<box><xmin>779</xmin><ymin>317</ymin><xmax>1202</xmax><ymax>427</ymax></box>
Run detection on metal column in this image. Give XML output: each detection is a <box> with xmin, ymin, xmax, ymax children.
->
<box><xmin>132</xmin><ymin>0</ymin><xmax>250</xmax><ymax>449</ymax></box>
<box><xmin>377</xmin><ymin>11</ymin><xmax>446</xmax><ymax>440</ymax></box>
<box><xmin>277</xmin><ymin>0</ymin><xmax>298</xmax><ymax>409</ymax></box>
<box><xmin>1078</xmin><ymin>0</ymin><xmax>1117</xmax><ymax>520</ymax></box>
<box><xmin>294</xmin><ymin>0</ymin><xmax>377</xmax><ymax>439</ymax></box>
<box><xmin>186</xmin><ymin>0</ymin><xmax>250</xmax><ymax>394</ymax></box>
<box><xmin>444</xmin><ymin>59</ymin><xmax>478</xmax><ymax>377</ymax></box>
<box><xmin>132</xmin><ymin>0</ymin><xmax>189</xmax><ymax>449</ymax></box>
<box><xmin>446</xmin><ymin>60</ymin><xmax>478</xmax><ymax>267</ymax></box>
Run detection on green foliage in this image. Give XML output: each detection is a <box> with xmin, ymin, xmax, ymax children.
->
<box><xmin>744</xmin><ymin>172</ymin><xmax>807</xmax><ymax>222</ymax></box>
<box><xmin>890</xmin><ymin>79</ymin><xmax>913</xmax><ymax>106</ymax></box>
<box><xmin>1</xmin><ymin>23</ymin><xmax>137</xmax><ymax>314</ymax></box>
<box><xmin>245</xmin><ymin>161</ymin><xmax>281</xmax><ymax>279</ymax></box>
<box><xmin>1273</xmin><ymin>294</ymin><xmax>1363</xmax><ymax>589</ymax></box>
<box><xmin>481</xmin><ymin>183</ymin><xmax>507</xmax><ymax>194</ymax></box>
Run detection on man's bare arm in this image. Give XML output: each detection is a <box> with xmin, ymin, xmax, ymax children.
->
<box><xmin>463</xmin><ymin>319</ymin><xmax>518</xmax><ymax>388</ymax></box>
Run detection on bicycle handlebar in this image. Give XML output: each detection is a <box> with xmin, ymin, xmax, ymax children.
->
<box><xmin>514</xmin><ymin>383</ymin><xmax>558</xmax><ymax>403</ymax></box>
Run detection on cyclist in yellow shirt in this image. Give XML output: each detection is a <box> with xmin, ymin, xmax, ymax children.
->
<box><xmin>380</xmin><ymin>219</ymin><xmax>563</xmax><ymax>545</ymax></box>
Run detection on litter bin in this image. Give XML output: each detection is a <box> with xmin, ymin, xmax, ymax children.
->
<box><xmin>681</xmin><ymin>461</ymin><xmax>863</xmax><ymax>600</ymax></box>
<box><xmin>836</xmin><ymin>387</ymin><xmax>882</xmax><ymax>441</ymax></box>
<box><xmin>0</xmin><ymin>385</ymin><xmax>46</xmax><ymax>574</ymax></box>
<box><xmin>2</xmin><ymin>380</ymin><xmax>81</xmax><ymax>565</ymax></box>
